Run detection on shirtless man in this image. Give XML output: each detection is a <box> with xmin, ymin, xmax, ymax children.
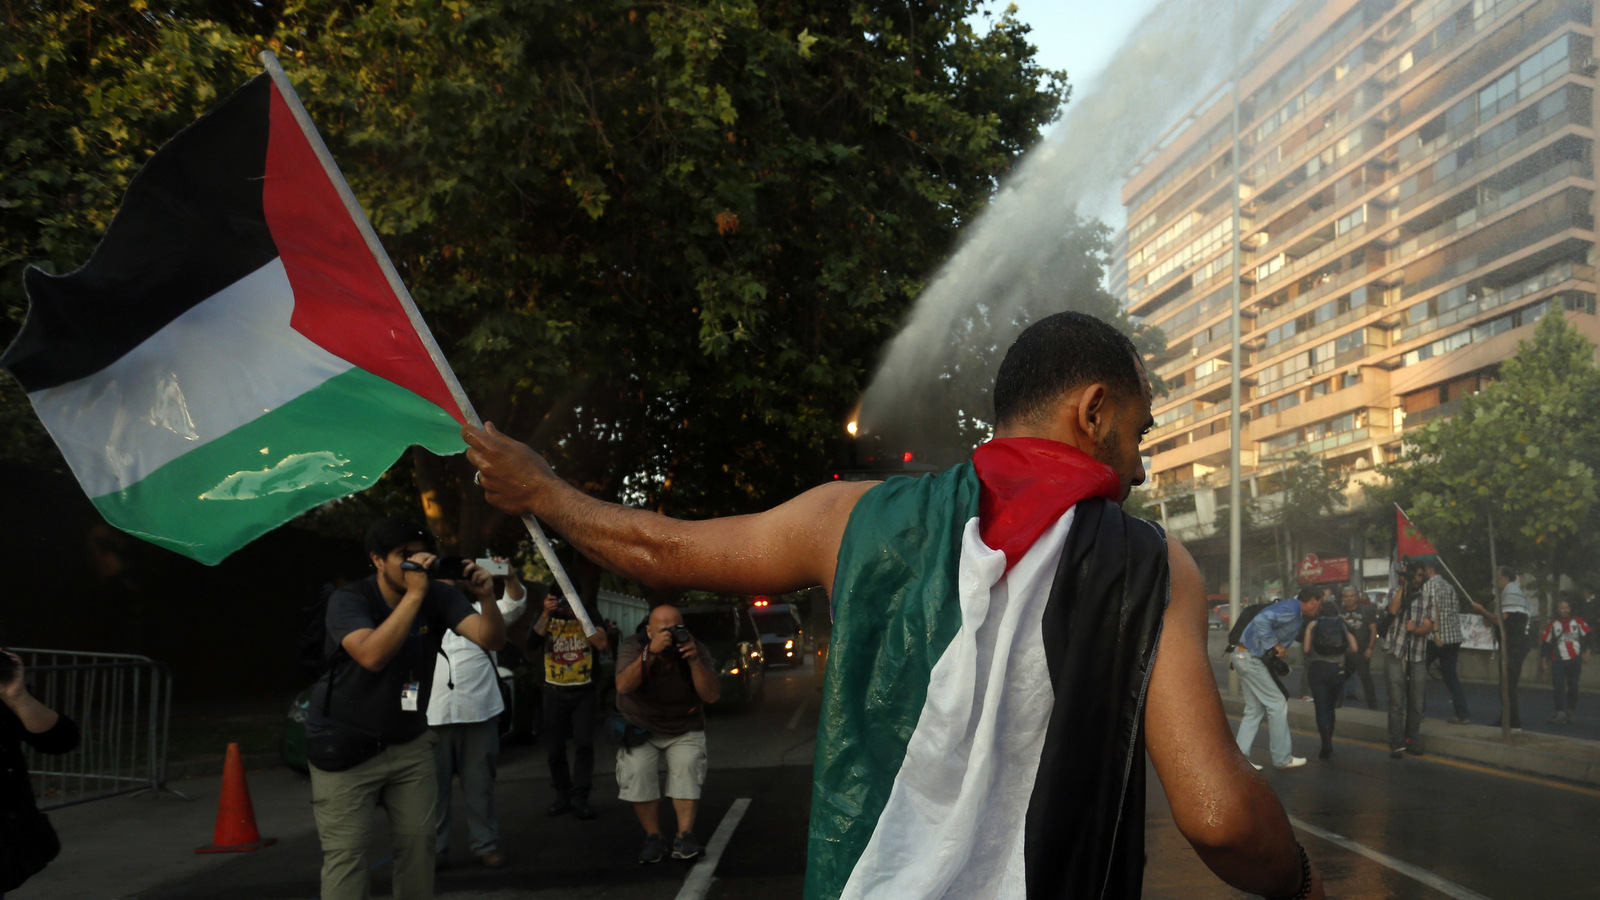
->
<box><xmin>464</xmin><ymin>312</ymin><xmax>1320</xmax><ymax>899</ymax></box>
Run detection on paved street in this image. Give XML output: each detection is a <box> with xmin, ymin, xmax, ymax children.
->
<box><xmin>17</xmin><ymin>650</ymin><xmax>1600</xmax><ymax>899</ymax></box>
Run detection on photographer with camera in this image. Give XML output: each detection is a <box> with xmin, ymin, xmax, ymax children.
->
<box><xmin>1</xmin><ymin>649</ymin><xmax>79</xmax><ymax>898</ymax></box>
<box><xmin>428</xmin><ymin>557</ymin><xmax>526</xmax><ymax>870</ymax></box>
<box><xmin>305</xmin><ymin>517</ymin><xmax>506</xmax><ymax>900</ymax></box>
<box><xmin>613</xmin><ymin>605</ymin><xmax>719</xmax><ymax>864</ymax></box>
<box><xmin>532</xmin><ymin>585</ymin><xmax>608</xmax><ymax>820</ymax></box>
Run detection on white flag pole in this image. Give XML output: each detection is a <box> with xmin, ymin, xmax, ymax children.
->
<box><xmin>260</xmin><ymin>51</ymin><xmax>598</xmax><ymax>636</ymax></box>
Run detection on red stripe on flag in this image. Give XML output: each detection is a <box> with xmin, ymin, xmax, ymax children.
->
<box><xmin>972</xmin><ymin>437</ymin><xmax>1123</xmax><ymax>572</ymax></box>
<box><xmin>261</xmin><ymin>84</ymin><xmax>463</xmax><ymax>424</ymax></box>
<box><xmin>1396</xmin><ymin>505</ymin><xmax>1439</xmax><ymax>559</ymax></box>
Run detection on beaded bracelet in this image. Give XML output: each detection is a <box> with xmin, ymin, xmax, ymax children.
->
<box><xmin>1267</xmin><ymin>843</ymin><xmax>1313</xmax><ymax>900</ymax></box>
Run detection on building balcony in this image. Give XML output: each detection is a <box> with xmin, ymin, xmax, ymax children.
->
<box><xmin>1400</xmin><ymin>203</ymin><xmax>1593</xmax><ymax>301</ymax></box>
<box><xmin>1398</xmin><ymin>261</ymin><xmax>1591</xmax><ymax>343</ymax></box>
<box><xmin>1396</xmin><ymin>158</ymin><xmax>1591</xmax><ymax>262</ymax></box>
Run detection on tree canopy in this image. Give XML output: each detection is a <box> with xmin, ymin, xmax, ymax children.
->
<box><xmin>3</xmin><ymin>0</ymin><xmax>1072</xmax><ymax>554</ymax></box>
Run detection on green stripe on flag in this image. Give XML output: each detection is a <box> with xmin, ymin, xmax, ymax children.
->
<box><xmin>805</xmin><ymin>463</ymin><xmax>979</xmax><ymax>900</ymax></box>
<box><xmin>91</xmin><ymin>367</ymin><xmax>465</xmax><ymax>565</ymax></box>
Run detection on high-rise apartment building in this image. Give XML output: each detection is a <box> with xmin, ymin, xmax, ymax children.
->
<box><xmin>1121</xmin><ymin>0</ymin><xmax>1600</xmax><ymax>587</ymax></box>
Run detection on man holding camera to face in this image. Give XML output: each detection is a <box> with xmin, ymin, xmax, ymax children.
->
<box><xmin>532</xmin><ymin>585</ymin><xmax>609</xmax><ymax>820</ymax></box>
<box><xmin>304</xmin><ymin>517</ymin><xmax>506</xmax><ymax>900</ymax></box>
<box><xmin>614</xmin><ymin>605</ymin><xmax>720</xmax><ymax>864</ymax></box>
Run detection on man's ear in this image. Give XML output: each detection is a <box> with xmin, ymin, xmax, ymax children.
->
<box><xmin>369</xmin><ymin>551</ymin><xmax>384</xmax><ymax>571</ymax></box>
<box><xmin>1077</xmin><ymin>383</ymin><xmax>1109</xmax><ymax>442</ymax></box>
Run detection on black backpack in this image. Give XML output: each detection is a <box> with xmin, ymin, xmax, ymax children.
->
<box><xmin>1224</xmin><ymin>602</ymin><xmax>1273</xmax><ymax>654</ymax></box>
<box><xmin>1311</xmin><ymin>617</ymin><xmax>1349</xmax><ymax>656</ymax></box>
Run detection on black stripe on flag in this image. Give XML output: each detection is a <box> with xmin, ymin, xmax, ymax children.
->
<box><xmin>1024</xmin><ymin>498</ymin><xmax>1169</xmax><ymax>899</ymax></box>
<box><xmin>2</xmin><ymin>75</ymin><xmax>277</xmax><ymax>392</ymax></box>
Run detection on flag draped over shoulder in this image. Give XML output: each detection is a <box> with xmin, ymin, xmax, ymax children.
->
<box><xmin>0</xmin><ymin>73</ymin><xmax>466</xmax><ymax>565</ymax></box>
<box><xmin>811</xmin><ymin>438</ymin><xmax>1170</xmax><ymax>900</ymax></box>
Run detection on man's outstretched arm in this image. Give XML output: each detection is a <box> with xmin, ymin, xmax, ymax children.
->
<box><xmin>463</xmin><ymin>422</ymin><xmax>874</xmax><ymax>596</ymax></box>
<box><xmin>1144</xmin><ymin>534</ymin><xmax>1323</xmax><ymax>899</ymax></box>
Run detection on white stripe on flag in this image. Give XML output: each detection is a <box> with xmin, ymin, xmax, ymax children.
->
<box><xmin>29</xmin><ymin>258</ymin><xmax>354</xmax><ymax>497</ymax></box>
<box><xmin>839</xmin><ymin>508</ymin><xmax>1077</xmax><ymax>900</ymax></box>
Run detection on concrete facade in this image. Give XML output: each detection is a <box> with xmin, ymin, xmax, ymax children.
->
<box><xmin>1117</xmin><ymin>0</ymin><xmax>1600</xmax><ymax>593</ymax></box>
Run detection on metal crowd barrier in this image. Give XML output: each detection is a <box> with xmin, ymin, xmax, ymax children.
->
<box><xmin>13</xmin><ymin>648</ymin><xmax>183</xmax><ymax>809</ymax></box>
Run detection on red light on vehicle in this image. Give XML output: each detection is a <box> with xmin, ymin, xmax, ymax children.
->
<box><xmin>902</xmin><ymin>451</ymin><xmax>914</xmax><ymax>462</ymax></box>
<box><xmin>832</xmin><ymin>473</ymin><xmax>840</xmax><ymax>479</ymax></box>
<box><xmin>753</xmin><ymin>597</ymin><xmax>769</xmax><ymax>607</ymax></box>
<box><xmin>729</xmin><ymin>667</ymin><xmax>740</xmax><ymax>675</ymax></box>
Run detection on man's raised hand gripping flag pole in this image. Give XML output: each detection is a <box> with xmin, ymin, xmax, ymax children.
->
<box><xmin>0</xmin><ymin>52</ymin><xmax>594</xmax><ymax>634</ymax></box>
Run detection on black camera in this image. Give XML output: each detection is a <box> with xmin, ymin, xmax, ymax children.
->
<box><xmin>667</xmin><ymin>624</ymin><xmax>692</xmax><ymax>645</ymax></box>
<box><xmin>432</xmin><ymin>556</ymin><xmax>470</xmax><ymax>580</ymax></box>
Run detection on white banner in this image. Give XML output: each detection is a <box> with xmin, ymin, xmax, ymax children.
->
<box><xmin>1459</xmin><ymin>613</ymin><xmax>1498</xmax><ymax>651</ymax></box>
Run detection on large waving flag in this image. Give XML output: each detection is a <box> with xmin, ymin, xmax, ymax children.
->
<box><xmin>0</xmin><ymin>64</ymin><xmax>466</xmax><ymax>564</ymax></box>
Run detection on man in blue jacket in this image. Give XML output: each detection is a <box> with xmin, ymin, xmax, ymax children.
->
<box><xmin>1234</xmin><ymin>586</ymin><xmax>1322</xmax><ymax>769</ymax></box>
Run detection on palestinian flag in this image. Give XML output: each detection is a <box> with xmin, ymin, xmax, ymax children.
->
<box><xmin>810</xmin><ymin>437</ymin><xmax>1169</xmax><ymax>899</ymax></box>
<box><xmin>0</xmin><ymin>72</ymin><xmax>465</xmax><ymax>564</ymax></box>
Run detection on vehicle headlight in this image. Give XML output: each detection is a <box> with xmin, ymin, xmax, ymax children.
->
<box><xmin>784</xmin><ymin>639</ymin><xmax>794</xmax><ymax>649</ymax></box>
<box><xmin>720</xmin><ymin>660</ymin><xmax>739</xmax><ymax>676</ymax></box>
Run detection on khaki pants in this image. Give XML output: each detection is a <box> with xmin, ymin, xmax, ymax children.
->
<box><xmin>310</xmin><ymin>731</ymin><xmax>438</xmax><ymax>900</ymax></box>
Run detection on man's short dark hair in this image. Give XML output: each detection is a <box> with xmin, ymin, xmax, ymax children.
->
<box><xmin>1296</xmin><ymin>585</ymin><xmax>1322</xmax><ymax>604</ymax></box>
<box><xmin>1498</xmin><ymin>565</ymin><xmax>1517</xmax><ymax>581</ymax></box>
<box><xmin>992</xmin><ymin>311</ymin><xmax>1143</xmax><ymax>428</ymax></box>
<box><xmin>363</xmin><ymin>516</ymin><xmax>435</xmax><ymax>559</ymax></box>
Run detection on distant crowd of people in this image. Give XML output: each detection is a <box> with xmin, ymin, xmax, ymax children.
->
<box><xmin>1229</xmin><ymin>561</ymin><xmax>1597</xmax><ymax>768</ymax></box>
<box><xmin>300</xmin><ymin>516</ymin><xmax>724</xmax><ymax>899</ymax></box>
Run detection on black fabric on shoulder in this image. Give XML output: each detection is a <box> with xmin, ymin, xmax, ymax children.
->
<box><xmin>1023</xmin><ymin>498</ymin><xmax>1170</xmax><ymax>899</ymax></box>
<box><xmin>2</xmin><ymin>75</ymin><xmax>277</xmax><ymax>391</ymax></box>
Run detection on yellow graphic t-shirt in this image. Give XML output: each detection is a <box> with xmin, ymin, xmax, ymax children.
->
<box><xmin>544</xmin><ymin>617</ymin><xmax>593</xmax><ymax>686</ymax></box>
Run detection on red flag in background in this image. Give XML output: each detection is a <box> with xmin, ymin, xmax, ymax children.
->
<box><xmin>1396</xmin><ymin>505</ymin><xmax>1440</xmax><ymax>560</ymax></box>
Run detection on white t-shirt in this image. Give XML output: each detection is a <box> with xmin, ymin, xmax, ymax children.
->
<box><xmin>427</xmin><ymin>594</ymin><xmax>527</xmax><ymax>726</ymax></box>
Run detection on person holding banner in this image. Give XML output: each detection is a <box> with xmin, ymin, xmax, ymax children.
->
<box><xmin>1473</xmin><ymin>566</ymin><xmax>1532</xmax><ymax>731</ymax></box>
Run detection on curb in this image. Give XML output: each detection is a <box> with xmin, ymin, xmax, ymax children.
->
<box><xmin>1220</xmin><ymin>695</ymin><xmax>1600</xmax><ymax>787</ymax></box>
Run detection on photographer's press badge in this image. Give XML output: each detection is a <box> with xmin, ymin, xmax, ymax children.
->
<box><xmin>401</xmin><ymin>681</ymin><xmax>420</xmax><ymax>711</ymax></box>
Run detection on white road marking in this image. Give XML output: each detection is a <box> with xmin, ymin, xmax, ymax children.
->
<box><xmin>1290</xmin><ymin>815</ymin><xmax>1495</xmax><ymax>900</ymax></box>
<box><xmin>787</xmin><ymin>691</ymin><xmax>814</xmax><ymax>730</ymax></box>
<box><xmin>674</xmin><ymin>797</ymin><xmax>752</xmax><ymax>900</ymax></box>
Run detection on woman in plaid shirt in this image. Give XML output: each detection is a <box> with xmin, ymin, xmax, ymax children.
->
<box><xmin>1540</xmin><ymin>599</ymin><xmax>1591</xmax><ymax>724</ymax></box>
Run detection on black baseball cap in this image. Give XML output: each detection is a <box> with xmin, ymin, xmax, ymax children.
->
<box><xmin>364</xmin><ymin>516</ymin><xmax>437</xmax><ymax>559</ymax></box>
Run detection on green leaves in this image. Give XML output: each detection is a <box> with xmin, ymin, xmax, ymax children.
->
<box><xmin>1378</xmin><ymin>309</ymin><xmax>1600</xmax><ymax>603</ymax></box>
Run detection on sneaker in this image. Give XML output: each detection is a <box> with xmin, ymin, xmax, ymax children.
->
<box><xmin>1318</xmin><ymin>746</ymin><xmax>1332</xmax><ymax>760</ymax></box>
<box><xmin>1275</xmin><ymin>757</ymin><xmax>1308</xmax><ymax>770</ymax></box>
<box><xmin>572</xmin><ymin>796</ymin><xmax>595</xmax><ymax>820</ymax></box>
<box><xmin>1406</xmin><ymin>743</ymin><xmax>1426</xmax><ymax>756</ymax></box>
<box><xmin>1250</xmin><ymin>762</ymin><xmax>1263</xmax><ymax>771</ymax></box>
<box><xmin>476</xmin><ymin>850</ymin><xmax>509</xmax><ymax>868</ymax></box>
<box><xmin>1389</xmin><ymin>746</ymin><xmax>1406</xmax><ymax>759</ymax></box>
<box><xmin>1448</xmin><ymin>716</ymin><xmax>1471</xmax><ymax>725</ymax></box>
<box><xmin>638</xmin><ymin>832</ymin><xmax>668</xmax><ymax>864</ymax></box>
<box><xmin>672</xmin><ymin>830</ymin><xmax>704</xmax><ymax>861</ymax></box>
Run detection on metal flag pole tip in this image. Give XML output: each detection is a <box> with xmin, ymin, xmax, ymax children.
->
<box><xmin>257</xmin><ymin>51</ymin><xmax>596</xmax><ymax>637</ymax></box>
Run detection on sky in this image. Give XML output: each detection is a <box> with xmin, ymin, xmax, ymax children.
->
<box><xmin>975</xmin><ymin>0</ymin><xmax>1167</xmax><ymax>98</ymax></box>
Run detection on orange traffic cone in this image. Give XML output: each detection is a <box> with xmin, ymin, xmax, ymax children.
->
<box><xmin>195</xmin><ymin>742</ymin><xmax>278</xmax><ymax>853</ymax></box>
